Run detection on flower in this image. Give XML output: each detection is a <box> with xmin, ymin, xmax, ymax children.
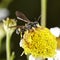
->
<box><xmin>3</xmin><ymin>18</ymin><xmax>17</xmax><ymax>34</ymax></box>
<box><xmin>2</xmin><ymin>18</ymin><xmax>17</xmax><ymax>60</ymax></box>
<box><xmin>20</xmin><ymin>26</ymin><xmax>57</xmax><ymax>58</ymax></box>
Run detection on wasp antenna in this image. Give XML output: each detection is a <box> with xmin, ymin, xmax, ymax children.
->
<box><xmin>37</xmin><ymin>15</ymin><xmax>41</xmax><ymax>21</ymax></box>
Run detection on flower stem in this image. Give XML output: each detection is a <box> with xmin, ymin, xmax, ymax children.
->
<box><xmin>41</xmin><ymin>0</ymin><xmax>47</xmax><ymax>27</ymax></box>
<box><xmin>6</xmin><ymin>32</ymin><xmax>11</xmax><ymax>60</ymax></box>
<box><xmin>0</xmin><ymin>37</ymin><xmax>3</xmax><ymax>52</ymax></box>
<box><xmin>0</xmin><ymin>38</ymin><xmax>2</xmax><ymax>52</ymax></box>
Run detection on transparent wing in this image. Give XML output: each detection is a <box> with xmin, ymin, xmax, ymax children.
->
<box><xmin>16</xmin><ymin>11</ymin><xmax>30</xmax><ymax>22</ymax></box>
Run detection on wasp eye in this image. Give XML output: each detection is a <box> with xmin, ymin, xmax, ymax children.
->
<box><xmin>33</xmin><ymin>21</ymin><xmax>38</xmax><ymax>27</ymax></box>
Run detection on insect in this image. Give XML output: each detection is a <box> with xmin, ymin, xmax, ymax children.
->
<box><xmin>15</xmin><ymin>11</ymin><xmax>41</xmax><ymax>38</ymax></box>
<box><xmin>10</xmin><ymin>11</ymin><xmax>41</xmax><ymax>38</ymax></box>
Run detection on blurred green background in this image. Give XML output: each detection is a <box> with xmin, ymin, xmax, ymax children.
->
<box><xmin>0</xmin><ymin>0</ymin><xmax>60</xmax><ymax>60</ymax></box>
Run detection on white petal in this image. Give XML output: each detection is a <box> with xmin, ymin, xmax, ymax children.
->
<box><xmin>48</xmin><ymin>58</ymin><xmax>53</xmax><ymax>60</ymax></box>
<box><xmin>19</xmin><ymin>39</ymin><xmax>23</xmax><ymax>47</ymax></box>
<box><xmin>50</xmin><ymin>27</ymin><xmax>60</xmax><ymax>37</ymax></box>
<box><xmin>29</xmin><ymin>55</ymin><xmax>35</xmax><ymax>60</ymax></box>
<box><xmin>29</xmin><ymin>55</ymin><xmax>44</xmax><ymax>60</ymax></box>
<box><xmin>54</xmin><ymin>50</ymin><xmax>60</xmax><ymax>60</ymax></box>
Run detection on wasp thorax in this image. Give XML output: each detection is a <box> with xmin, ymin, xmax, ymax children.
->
<box><xmin>25</xmin><ymin>21</ymin><xmax>39</xmax><ymax>30</ymax></box>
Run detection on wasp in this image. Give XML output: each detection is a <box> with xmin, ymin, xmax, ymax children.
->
<box><xmin>16</xmin><ymin>11</ymin><xmax>41</xmax><ymax>38</ymax></box>
<box><xmin>10</xmin><ymin>11</ymin><xmax>41</xmax><ymax>38</ymax></box>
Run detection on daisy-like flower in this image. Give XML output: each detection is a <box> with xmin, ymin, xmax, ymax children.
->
<box><xmin>3</xmin><ymin>18</ymin><xmax>17</xmax><ymax>35</ymax></box>
<box><xmin>3</xmin><ymin>18</ymin><xmax>17</xmax><ymax>60</ymax></box>
<box><xmin>19</xmin><ymin>26</ymin><xmax>57</xmax><ymax>58</ymax></box>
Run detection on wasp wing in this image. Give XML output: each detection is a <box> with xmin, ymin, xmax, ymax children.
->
<box><xmin>16</xmin><ymin>11</ymin><xmax>30</xmax><ymax>22</ymax></box>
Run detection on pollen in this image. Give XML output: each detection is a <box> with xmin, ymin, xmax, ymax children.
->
<box><xmin>20</xmin><ymin>26</ymin><xmax>57</xmax><ymax>58</ymax></box>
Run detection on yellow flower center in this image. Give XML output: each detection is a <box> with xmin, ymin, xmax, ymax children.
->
<box><xmin>20</xmin><ymin>26</ymin><xmax>57</xmax><ymax>58</ymax></box>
